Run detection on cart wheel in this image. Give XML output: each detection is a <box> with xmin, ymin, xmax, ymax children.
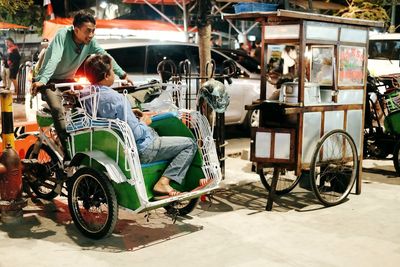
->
<box><xmin>68</xmin><ymin>167</ymin><xmax>118</xmax><ymax>239</ymax></box>
<box><xmin>310</xmin><ymin>129</ymin><xmax>358</xmax><ymax>206</ymax></box>
<box><xmin>164</xmin><ymin>198</ymin><xmax>199</xmax><ymax>216</ymax></box>
<box><xmin>259</xmin><ymin>168</ymin><xmax>301</xmax><ymax>195</ymax></box>
<box><xmin>24</xmin><ymin>143</ymin><xmax>64</xmax><ymax>200</ymax></box>
<box><xmin>393</xmin><ymin>139</ymin><xmax>400</xmax><ymax>176</ymax></box>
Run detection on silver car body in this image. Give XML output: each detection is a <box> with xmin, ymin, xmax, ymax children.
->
<box><xmin>368</xmin><ymin>33</ymin><xmax>400</xmax><ymax>77</ymax></box>
<box><xmin>100</xmin><ymin>41</ymin><xmax>261</xmax><ymax>126</ymax></box>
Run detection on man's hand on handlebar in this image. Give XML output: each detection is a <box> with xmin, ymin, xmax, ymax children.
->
<box><xmin>120</xmin><ymin>73</ymin><xmax>134</xmax><ymax>86</ymax></box>
<box><xmin>123</xmin><ymin>77</ymin><xmax>134</xmax><ymax>86</ymax></box>
<box><xmin>31</xmin><ymin>81</ymin><xmax>44</xmax><ymax>97</ymax></box>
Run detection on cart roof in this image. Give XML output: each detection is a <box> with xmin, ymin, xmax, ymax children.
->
<box><xmin>223</xmin><ymin>9</ymin><xmax>384</xmax><ymax>28</ymax></box>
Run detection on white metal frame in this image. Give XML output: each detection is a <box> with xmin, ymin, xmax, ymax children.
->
<box><xmin>64</xmin><ymin>82</ymin><xmax>222</xmax><ymax>212</ymax></box>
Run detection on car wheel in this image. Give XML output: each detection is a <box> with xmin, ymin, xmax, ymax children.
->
<box><xmin>245</xmin><ymin>109</ymin><xmax>259</xmax><ymax>129</ymax></box>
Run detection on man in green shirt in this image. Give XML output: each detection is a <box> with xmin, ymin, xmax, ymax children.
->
<box><xmin>31</xmin><ymin>11</ymin><xmax>132</xmax><ymax>160</ymax></box>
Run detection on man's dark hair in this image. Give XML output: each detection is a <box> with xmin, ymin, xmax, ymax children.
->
<box><xmin>5</xmin><ymin>37</ymin><xmax>15</xmax><ymax>44</ymax></box>
<box><xmin>73</xmin><ymin>11</ymin><xmax>96</xmax><ymax>28</ymax></box>
<box><xmin>84</xmin><ymin>54</ymin><xmax>112</xmax><ymax>84</ymax></box>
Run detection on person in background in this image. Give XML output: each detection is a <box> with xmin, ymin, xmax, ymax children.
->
<box><xmin>210</xmin><ymin>36</ymin><xmax>221</xmax><ymax>48</ymax></box>
<box><xmin>83</xmin><ymin>54</ymin><xmax>211</xmax><ymax>198</ymax></box>
<box><xmin>253</xmin><ymin>40</ymin><xmax>262</xmax><ymax>63</ymax></box>
<box><xmin>2</xmin><ymin>38</ymin><xmax>21</xmax><ymax>92</ymax></box>
<box><xmin>30</xmin><ymin>11</ymin><xmax>132</xmax><ymax>160</ymax></box>
<box><xmin>281</xmin><ymin>45</ymin><xmax>297</xmax><ymax>75</ymax></box>
<box><xmin>33</xmin><ymin>38</ymin><xmax>49</xmax><ymax>77</ymax></box>
<box><xmin>237</xmin><ymin>42</ymin><xmax>249</xmax><ymax>55</ymax></box>
<box><xmin>0</xmin><ymin>51</ymin><xmax>3</xmax><ymax>84</ymax></box>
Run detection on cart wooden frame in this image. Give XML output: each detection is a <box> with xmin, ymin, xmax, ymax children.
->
<box><xmin>224</xmin><ymin>10</ymin><xmax>384</xmax><ymax>210</ymax></box>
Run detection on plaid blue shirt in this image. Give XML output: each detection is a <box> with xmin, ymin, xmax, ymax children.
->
<box><xmin>82</xmin><ymin>85</ymin><xmax>155</xmax><ymax>153</ymax></box>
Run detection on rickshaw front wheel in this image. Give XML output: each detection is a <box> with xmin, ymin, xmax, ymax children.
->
<box><xmin>392</xmin><ymin>139</ymin><xmax>400</xmax><ymax>176</ymax></box>
<box><xmin>25</xmin><ymin>143</ymin><xmax>64</xmax><ymax>200</ymax></box>
<box><xmin>164</xmin><ymin>198</ymin><xmax>199</xmax><ymax>216</ymax></box>
<box><xmin>310</xmin><ymin>129</ymin><xmax>358</xmax><ymax>206</ymax></box>
<box><xmin>68</xmin><ymin>167</ymin><xmax>118</xmax><ymax>239</ymax></box>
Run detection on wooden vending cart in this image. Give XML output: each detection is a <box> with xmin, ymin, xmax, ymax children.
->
<box><xmin>224</xmin><ymin>10</ymin><xmax>383</xmax><ymax>210</ymax></box>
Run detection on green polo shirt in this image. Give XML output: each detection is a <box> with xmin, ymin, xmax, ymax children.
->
<box><xmin>36</xmin><ymin>26</ymin><xmax>125</xmax><ymax>84</ymax></box>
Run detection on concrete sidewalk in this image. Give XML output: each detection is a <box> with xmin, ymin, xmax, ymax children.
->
<box><xmin>0</xmin><ymin>138</ymin><xmax>399</xmax><ymax>267</ymax></box>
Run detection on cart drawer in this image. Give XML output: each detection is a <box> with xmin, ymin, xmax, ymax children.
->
<box><xmin>250</xmin><ymin>127</ymin><xmax>296</xmax><ymax>163</ymax></box>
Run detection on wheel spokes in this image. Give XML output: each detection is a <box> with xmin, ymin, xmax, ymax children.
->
<box><xmin>312</xmin><ymin>131</ymin><xmax>357</xmax><ymax>204</ymax></box>
<box><xmin>73</xmin><ymin>175</ymin><xmax>110</xmax><ymax>233</ymax></box>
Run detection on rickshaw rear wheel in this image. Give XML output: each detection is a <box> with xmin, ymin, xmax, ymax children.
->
<box><xmin>164</xmin><ymin>198</ymin><xmax>199</xmax><ymax>216</ymax></box>
<box><xmin>25</xmin><ymin>143</ymin><xmax>64</xmax><ymax>200</ymax></box>
<box><xmin>393</xmin><ymin>139</ymin><xmax>400</xmax><ymax>176</ymax></box>
<box><xmin>259</xmin><ymin>168</ymin><xmax>301</xmax><ymax>195</ymax></box>
<box><xmin>310</xmin><ymin>129</ymin><xmax>358</xmax><ymax>206</ymax></box>
<box><xmin>68</xmin><ymin>167</ymin><xmax>118</xmax><ymax>239</ymax></box>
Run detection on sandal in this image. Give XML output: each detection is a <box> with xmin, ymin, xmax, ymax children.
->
<box><xmin>153</xmin><ymin>189</ymin><xmax>182</xmax><ymax>200</ymax></box>
<box><xmin>191</xmin><ymin>178</ymin><xmax>213</xmax><ymax>192</ymax></box>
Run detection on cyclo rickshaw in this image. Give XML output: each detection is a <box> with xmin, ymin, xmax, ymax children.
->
<box><xmin>22</xmin><ymin>72</ymin><xmax>226</xmax><ymax>239</ymax></box>
<box><xmin>364</xmin><ymin>73</ymin><xmax>400</xmax><ymax>175</ymax></box>
<box><xmin>224</xmin><ymin>10</ymin><xmax>384</xmax><ymax>210</ymax></box>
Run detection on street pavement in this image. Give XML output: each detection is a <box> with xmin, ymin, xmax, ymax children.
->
<box><xmin>0</xmin><ymin>138</ymin><xmax>399</xmax><ymax>267</ymax></box>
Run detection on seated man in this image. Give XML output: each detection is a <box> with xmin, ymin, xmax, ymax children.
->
<box><xmin>83</xmin><ymin>54</ymin><xmax>209</xmax><ymax>198</ymax></box>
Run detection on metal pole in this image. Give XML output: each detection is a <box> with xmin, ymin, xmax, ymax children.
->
<box><xmin>182</xmin><ymin>0</ymin><xmax>189</xmax><ymax>42</ymax></box>
<box><xmin>0</xmin><ymin>90</ymin><xmax>15</xmax><ymax>149</ymax></box>
<box><xmin>64</xmin><ymin>0</ymin><xmax>69</xmax><ymax>17</ymax></box>
<box><xmin>307</xmin><ymin>0</ymin><xmax>313</xmax><ymax>11</ymax></box>
<box><xmin>266</xmin><ymin>167</ymin><xmax>279</xmax><ymax>211</ymax></box>
<box><xmin>390</xmin><ymin>0</ymin><xmax>397</xmax><ymax>33</ymax></box>
<box><xmin>284</xmin><ymin>0</ymin><xmax>289</xmax><ymax>10</ymax></box>
<box><xmin>216</xmin><ymin>112</ymin><xmax>226</xmax><ymax>179</ymax></box>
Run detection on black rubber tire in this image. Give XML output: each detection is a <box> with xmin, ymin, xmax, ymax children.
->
<box><xmin>310</xmin><ymin>129</ymin><xmax>358</xmax><ymax>206</ymax></box>
<box><xmin>68</xmin><ymin>167</ymin><xmax>118</xmax><ymax>239</ymax></box>
<box><xmin>164</xmin><ymin>197</ymin><xmax>199</xmax><ymax>216</ymax></box>
<box><xmin>242</xmin><ymin>109</ymin><xmax>260</xmax><ymax>132</ymax></box>
<box><xmin>259</xmin><ymin>168</ymin><xmax>301</xmax><ymax>195</ymax></box>
<box><xmin>25</xmin><ymin>143</ymin><xmax>63</xmax><ymax>200</ymax></box>
<box><xmin>393</xmin><ymin>139</ymin><xmax>400</xmax><ymax>176</ymax></box>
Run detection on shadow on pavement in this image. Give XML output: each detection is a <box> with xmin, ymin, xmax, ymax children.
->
<box><xmin>1</xmin><ymin>181</ymin><xmax>354</xmax><ymax>251</ymax></box>
<box><xmin>362</xmin><ymin>167</ymin><xmax>398</xmax><ymax>178</ymax></box>
<box><xmin>195</xmin><ymin>182</ymin><xmax>324</xmax><ymax>217</ymax></box>
<box><xmin>0</xmin><ymin>197</ymin><xmax>202</xmax><ymax>252</ymax></box>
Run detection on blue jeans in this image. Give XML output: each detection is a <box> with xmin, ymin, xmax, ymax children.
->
<box><xmin>139</xmin><ymin>135</ymin><xmax>197</xmax><ymax>184</ymax></box>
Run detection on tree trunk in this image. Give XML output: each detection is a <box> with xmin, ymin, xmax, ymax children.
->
<box><xmin>197</xmin><ymin>0</ymin><xmax>212</xmax><ymax>85</ymax></box>
<box><xmin>198</xmin><ymin>25</ymin><xmax>211</xmax><ymax>84</ymax></box>
<box><xmin>197</xmin><ymin>0</ymin><xmax>213</xmax><ymax>122</ymax></box>
<box><xmin>196</xmin><ymin>0</ymin><xmax>225</xmax><ymax>178</ymax></box>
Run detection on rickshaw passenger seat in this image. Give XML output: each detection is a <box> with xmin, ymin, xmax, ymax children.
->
<box><xmin>151</xmin><ymin>111</ymin><xmax>178</xmax><ymax>122</ymax></box>
<box><xmin>140</xmin><ymin>160</ymin><xmax>168</xmax><ymax>168</ymax></box>
<box><xmin>66</xmin><ymin>118</ymin><xmax>109</xmax><ymax>132</ymax></box>
<box><xmin>67</xmin><ymin>112</ymin><xmax>178</xmax><ymax>132</ymax></box>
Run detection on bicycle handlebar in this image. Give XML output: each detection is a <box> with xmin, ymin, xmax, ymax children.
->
<box><xmin>113</xmin><ymin>80</ymin><xmax>161</xmax><ymax>94</ymax></box>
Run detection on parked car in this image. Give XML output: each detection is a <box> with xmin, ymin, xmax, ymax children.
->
<box><xmin>215</xmin><ymin>47</ymin><xmax>261</xmax><ymax>75</ymax></box>
<box><xmin>101</xmin><ymin>41</ymin><xmax>261</xmax><ymax>128</ymax></box>
<box><xmin>368</xmin><ymin>32</ymin><xmax>400</xmax><ymax>77</ymax></box>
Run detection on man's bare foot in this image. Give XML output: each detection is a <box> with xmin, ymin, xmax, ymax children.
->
<box><xmin>191</xmin><ymin>178</ymin><xmax>213</xmax><ymax>192</ymax></box>
<box><xmin>153</xmin><ymin>176</ymin><xmax>180</xmax><ymax>196</ymax></box>
<box><xmin>199</xmin><ymin>178</ymin><xmax>213</xmax><ymax>187</ymax></box>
